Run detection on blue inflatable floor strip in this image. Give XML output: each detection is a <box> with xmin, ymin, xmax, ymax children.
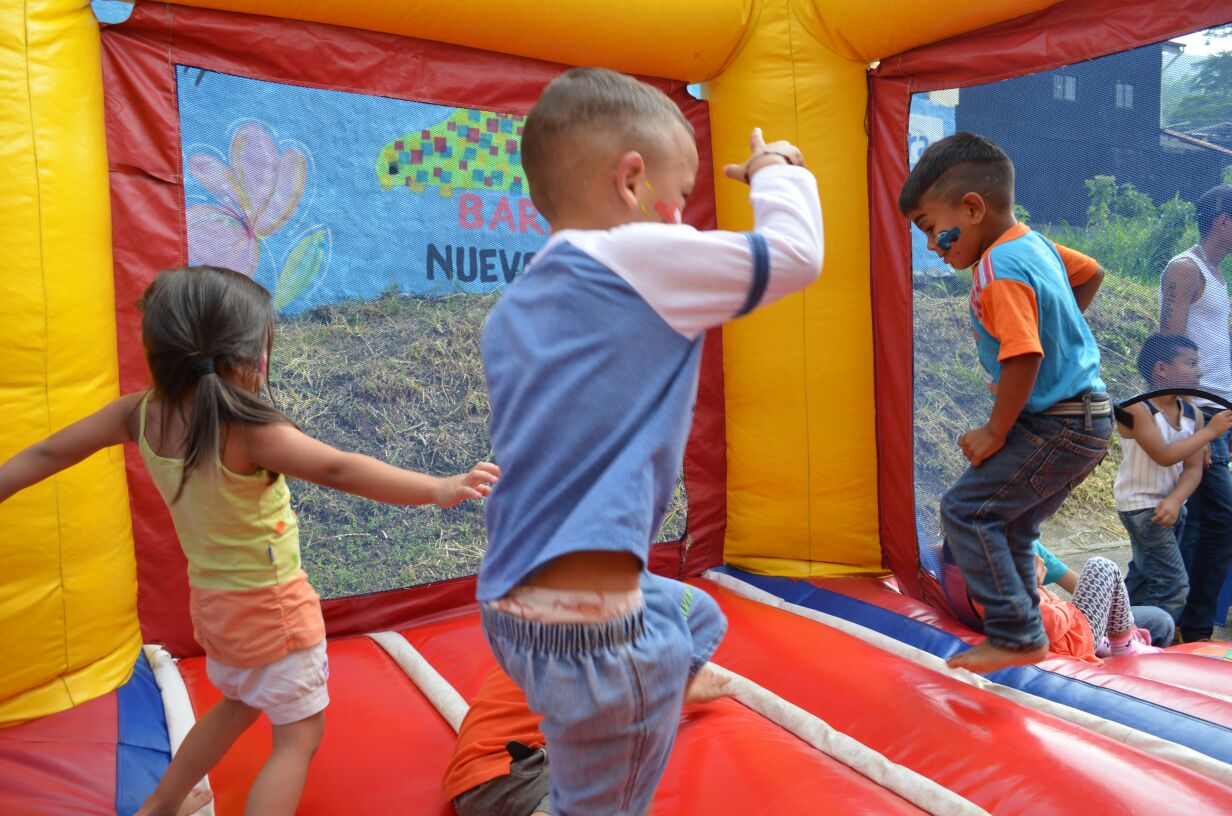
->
<box><xmin>116</xmin><ymin>651</ymin><xmax>172</xmax><ymax>816</ymax></box>
<box><xmin>711</xmin><ymin>566</ymin><xmax>1232</xmax><ymax>765</ymax></box>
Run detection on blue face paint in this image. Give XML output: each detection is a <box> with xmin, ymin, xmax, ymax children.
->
<box><xmin>937</xmin><ymin>226</ymin><xmax>961</xmax><ymax>252</ymax></box>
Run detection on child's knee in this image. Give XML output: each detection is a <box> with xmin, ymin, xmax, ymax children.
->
<box><xmin>218</xmin><ymin>697</ymin><xmax>261</xmax><ymax>724</ymax></box>
<box><xmin>939</xmin><ymin>491</ymin><xmax>966</xmax><ymax>527</ymax></box>
<box><xmin>274</xmin><ymin>711</ymin><xmax>325</xmax><ymax>754</ymax></box>
<box><xmin>1086</xmin><ymin>556</ymin><xmax>1119</xmax><ymax>578</ymax></box>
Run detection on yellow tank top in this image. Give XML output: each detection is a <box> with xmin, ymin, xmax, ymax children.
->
<box><xmin>137</xmin><ymin>393</ymin><xmax>301</xmax><ymax>591</ymax></box>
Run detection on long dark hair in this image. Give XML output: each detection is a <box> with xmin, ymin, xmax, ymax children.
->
<box><xmin>138</xmin><ymin>266</ymin><xmax>293</xmax><ymax>498</ymax></box>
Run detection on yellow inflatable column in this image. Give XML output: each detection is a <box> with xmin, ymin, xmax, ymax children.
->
<box><xmin>0</xmin><ymin>0</ymin><xmax>140</xmax><ymax>727</ymax></box>
<box><xmin>708</xmin><ymin>0</ymin><xmax>882</xmax><ymax>576</ymax></box>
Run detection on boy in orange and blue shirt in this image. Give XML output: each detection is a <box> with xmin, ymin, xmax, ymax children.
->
<box><xmin>901</xmin><ymin>132</ymin><xmax>1111</xmax><ymax>673</ymax></box>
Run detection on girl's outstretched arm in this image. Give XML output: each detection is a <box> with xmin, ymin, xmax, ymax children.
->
<box><xmin>243</xmin><ymin>422</ymin><xmax>499</xmax><ymax>507</ymax></box>
<box><xmin>0</xmin><ymin>392</ymin><xmax>142</xmax><ymax>503</ymax></box>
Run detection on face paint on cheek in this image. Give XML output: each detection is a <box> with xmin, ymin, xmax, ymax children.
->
<box><xmin>653</xmin><ymin>200</ymin><xmax>682</xmax><ymax>224</ymax></box>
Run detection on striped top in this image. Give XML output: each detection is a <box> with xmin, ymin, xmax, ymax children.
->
<box><xmin>1113</xmin><ymin>398</ymin><xmax>1198</xmax><ymax>512</ymax></box>
<box><xmin>1168</xmin><ymin>248</ymin><xmax>1231</xmax><ymax>402</ymax></box>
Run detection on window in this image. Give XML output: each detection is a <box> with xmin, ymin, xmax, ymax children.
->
<box><xmin>1116</xmin><ymin>81</ymin><xmax>1134</xmax><ymax>109</ymax></box>
<box><xmin>1053</xmin><ymin>74</ymin><xmax>1077</xmax><ymax>102</ymax></box>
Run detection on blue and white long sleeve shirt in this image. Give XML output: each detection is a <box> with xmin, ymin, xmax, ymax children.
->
<box><xmin>478</xmin><ymin>165</ymin><xmax>823</xmax><ymax>601</ymax></box>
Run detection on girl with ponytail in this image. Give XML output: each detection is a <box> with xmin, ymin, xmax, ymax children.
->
<box><xmin>0</xmin><ymin>266</ymin><xmax>500</xmax><ymax>816</ymax></box>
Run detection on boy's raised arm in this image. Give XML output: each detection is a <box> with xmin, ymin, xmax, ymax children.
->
<box><xmin>574</xmin><ymin>163</ymin><xmax>822</xmax><ymax>340</ymax></box>
<box><xmin>1127</xmin><ymin>403</ymin><xmax>1232</xmax><ymax>468</ymax></box>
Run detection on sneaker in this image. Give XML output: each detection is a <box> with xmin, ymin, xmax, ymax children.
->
<box><xmin>1110</xmin><ymin>628</ymin><xmax>1164</xmax><ymax>656</ymax></box>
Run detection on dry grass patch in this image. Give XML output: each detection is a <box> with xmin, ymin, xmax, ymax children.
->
<box><xmin>272</xmin><ymin>291</ymin><xmax>685</xmax><ymax>598</ymax></box>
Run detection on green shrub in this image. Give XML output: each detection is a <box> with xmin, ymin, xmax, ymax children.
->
<box><xmin>1047</xmin><ymin>178</ymin><xmax>1197</xmax><ymax>283</ymax></box>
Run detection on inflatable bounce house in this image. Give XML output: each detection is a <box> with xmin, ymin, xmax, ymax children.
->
<box><xmin>5</xmin><ymin>1</ymin><xmax>1232</xmax><ymax>813</ymax></box>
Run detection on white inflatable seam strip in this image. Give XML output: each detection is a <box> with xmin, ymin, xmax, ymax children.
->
<box><xmin>707</xmin><ymin>660</ymin><xmax>989</xmax><ymax>815</ymax></box>
<box><xmin>142</xmin><ymin>645</ymin><xmax>216</xmax><ymax>816</ymax></box>
<box><xmin>366</xmin><ymin>630</ymin><xmax>470</xmax><ymax>732</ymax></box>
<box><xmin>701</xmin><ymin>569</ymin><xmax>1232</xmax><ymax>788</ymax></box>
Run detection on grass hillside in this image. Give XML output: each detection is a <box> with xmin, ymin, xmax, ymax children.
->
<box><xmin>271</xmin><ymin>291</ymin><xmax>686</xmax><ymax>598</ymax></box>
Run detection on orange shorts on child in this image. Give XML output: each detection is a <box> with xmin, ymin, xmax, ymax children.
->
<box><xmin>206</xmin><ymin>640</ymin><xmax>330</xmax><ymax>725</ymax></box>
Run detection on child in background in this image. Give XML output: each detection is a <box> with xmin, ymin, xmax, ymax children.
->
<box><xmin>1031</xmin><ymin>540</ymin><xmax>1162</xmax><ymax>661</ymax></box>
<box><xmin>900</xmin><ymin>132</ymin><xmax>1111</xmax><ymax>674</ymax></box>
<box><xmin>0</xmin><ymin>266</ymin><xmax>499</xmax><ymax>816</ymax></box>
<box><xmin>479</xmin><ymin>67</ymin><xmax>822</xmax><ymax>814</ymax></box>
<box><xmin>1034</xmin><ymin>540</ymin><xmax>1176</xmax><ymax>647</ymax></box>
<box><xmin>445</xmin><ymin>584</ymin><xmax>730</xmax><ymax>816</ymax></box>
<box><xmin>1116</xmin><ymin>334</ymin><xmax>1232</xmax><ymax>627</ymax></box>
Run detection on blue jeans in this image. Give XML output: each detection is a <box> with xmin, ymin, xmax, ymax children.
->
<box><xmin>1122</xmin><ymin>506</ymin><xmax>1189</xmax><ymax>623</ymax></box>
<box><xmin>941</xmin><ymin>412</ymin><xmax>1111</xmax><ymax>650</ymax></box>
<box><xmin>481</xmin><ymin>573</ymin><xmax>726</xmax><ymax>816</ymax></box>
<box><xmin>1179</xmin><ymin>412</ymin><xmax>1232</xmax><ymax>640</ymax></box>
<box><xmin>1130</xmin><ymin>604</ymin><xmax>1176</xmax><ymax>647</ymax></box>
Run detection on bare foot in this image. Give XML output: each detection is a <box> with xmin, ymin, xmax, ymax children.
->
<box><xmin>176</xmin><ymin>787</ymin><xmax>213</xmax><ymax>816</ymax></box>
<box><xmin>684</xmin><ymin>665</ymin><xmax>731</xmax><ymax>704</ymax></box>
<box><xmin>946</xmin><ymin>640</ymin><xmax>1048</xmax><ymax>674</ymax></box>
<box><xmin>134</xmin><ymin>785</ymin><xmax>212</xmax><ymax>816</ymax></box>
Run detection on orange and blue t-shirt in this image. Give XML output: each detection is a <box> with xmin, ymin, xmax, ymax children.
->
<box><xmin>969</xmin><ymin>224</ymin><xmax>1105</xmax><ymax>413</ymax></box>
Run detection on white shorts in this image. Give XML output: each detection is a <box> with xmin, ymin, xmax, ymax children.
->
<box><xmin>206</xmin><ymin>640</ymin><xmax>329</xmax><ymax>725</ymax></box>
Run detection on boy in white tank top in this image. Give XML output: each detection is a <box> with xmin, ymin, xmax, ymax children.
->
<box><xmin>1159</xmin><ymin>184</ymin><xmax>1232</xmax><ymax>640</ymax></box>
<box><xmin>1116</xmin><ymin>335</ymin><xmax>1232</xmax><ymax>626</ymax></box>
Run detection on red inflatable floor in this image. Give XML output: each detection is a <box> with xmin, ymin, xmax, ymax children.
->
<box><xmin>173</xmin><ymin>578</ymin><xmax>1232</xmax><ymax>814</ymax></box>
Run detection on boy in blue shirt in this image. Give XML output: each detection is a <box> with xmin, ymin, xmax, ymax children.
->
<box><xmin>479</xmin><ymin>68</ymin><xmax>823</xmax><ymax>814</ymax></box>
<box><xmin>900</xmin><ymin>132</ymin><xmax>1110</xmax><ymax>673</ymax></box>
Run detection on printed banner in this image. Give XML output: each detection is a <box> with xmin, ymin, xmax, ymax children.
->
<box><xmin>176</xmin><ymin>67</ymin><xmax>547</xmax><ymax>313</ymax></box>
<box><xmin>908</xmin><ymin>92</ymin><xmax>958</xmax><ymax>278</ymax></box>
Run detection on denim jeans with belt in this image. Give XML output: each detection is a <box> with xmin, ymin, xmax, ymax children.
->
<box><xmin>481</xmin><ymin>572</ymin><xmax>726</xmax><ymax>816</ymax></box>
<box><xmin>941</xmin><ymin>412</ymin><xmax>1111</xmax><ymax>650</ymax></box>
<box><xmin>1179</xmin><ymin>410</ymin><xmax>1232</xmax><ymax>640</ymax></box>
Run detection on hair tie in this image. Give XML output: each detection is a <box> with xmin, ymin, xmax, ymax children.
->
<box><xmin>191</xmin><ymin>357</ymin><xmax>217</xmax><ymax>376</ymax></box>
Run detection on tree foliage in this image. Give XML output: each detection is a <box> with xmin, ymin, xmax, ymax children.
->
<box><xmin>1171</xmin><ymin>51</ymin><xmax>1232</xmax><ymax>130</ymax></box>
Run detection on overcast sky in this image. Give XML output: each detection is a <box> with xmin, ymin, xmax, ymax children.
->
<box><xmin>1174</xmin><ymin>28</ymin><xmax>1232</xmax><ymax>57</ymax></box>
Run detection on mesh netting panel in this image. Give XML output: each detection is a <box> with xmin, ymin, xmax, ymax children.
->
<box><xmin>909</xmin><ymin>26</ymin><xmax>1232</xmax><ymax>597</ymax></box>
<box><xmin>176</xmin><ymin>67</ymin><xmax>687</xmax><ymax>598</ymax></box>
